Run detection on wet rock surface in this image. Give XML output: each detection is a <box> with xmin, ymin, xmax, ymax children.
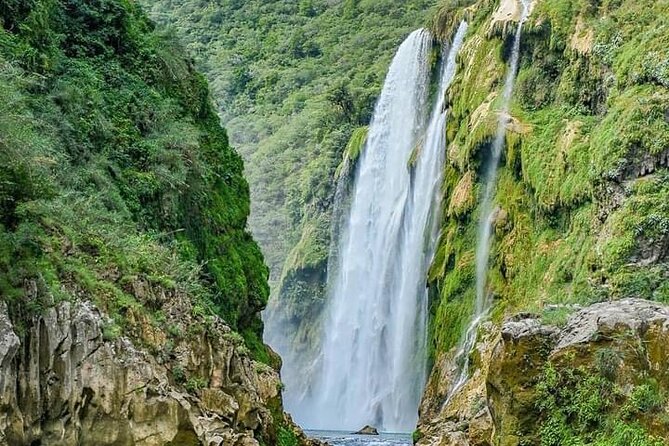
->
<box><xmin>354</xmin><ymin>425</ymin><xmax>379</xmax><ymax>435</ymax></box>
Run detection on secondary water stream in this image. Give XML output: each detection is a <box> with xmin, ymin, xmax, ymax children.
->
<box><xmin>447</xmin><ymin>0</ymin><xmax>532</xmax><ymax>400</ymax></box>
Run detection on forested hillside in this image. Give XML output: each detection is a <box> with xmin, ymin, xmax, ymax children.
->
<box><xmin>0</xmin><ymin>0</ymin><xmax>269</xmax><ymax>339</ymax></box>
<box><xmin>0</xmin><ymin>1</ymin><xmax>305</xmax><ymax>444</ymax></box>
<box><xmin>144</xmin><ymin>0</ymin><xmax>434</xmax><ymax>289</ymax></box>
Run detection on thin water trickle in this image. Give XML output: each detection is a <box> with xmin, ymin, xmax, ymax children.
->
<box><xmin>285</xmin><ymin>25</ymin><xmax>468</xmax><ymax>432</ymax></box>
<box><xmin>447</xmin><ymin>1</ymin><xmax>532</xmax><ymax>401</ymax></box>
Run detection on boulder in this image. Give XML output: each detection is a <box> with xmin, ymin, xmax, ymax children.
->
<box><xmin>416</xmin><ymin>299</ymin><xmax>669</xmax><ymax>446</ymax></box>
<box><xmin>488</xmin><ymin>298</ymin><xmax>669</xmax><ymax>445</ymax></box>
<box><xmin>354</xmin><ymin>425</ymin><xmax>379</xmax><ymax>435</ymax></box>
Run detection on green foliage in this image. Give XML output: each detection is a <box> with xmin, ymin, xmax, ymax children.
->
<box><xmin>0</xmin><ymin>0</ymin><xmax>269</xmax><ymax>346</ymax></box>
<box><xmin>343</xmin><ymin>126</ymin><xmax>368</xmax><ymax>164</ymax></box>
<box><xmin>593</xmin><ymin>423</ymin><xmax>665</xmax><ymax>446</ymax></box>
<box><xmin>622</xmin><ymin>381</ymin><xmax>666</xmax><ymax>419</ymax></box>
<box><xmin>277</xmin><ymin>426</ymin><xmax>299</xmax><ymax>446</ymax></box>
<box><xmin>242</xmin><ymin>327</ymin><xmax>274</xmax><ymax>366</ymax></box>
<box><xmin>541</xmin><ymin>306</ymin><xmax>574</xmax><ymax>327</ymax></box>
<box><xmin>596</xmin><ymin>348</ymin><xmax>622</xmax><ymax>382</ymax></box>
<box><xmin>102</xmin><ymin>320</ymin><xmax>122</xmax><ymax>341</ymax></box>
<box><xmin>143</xmin><ymin>0</ymin><xmax>435</xmax><ymax>288</ymax></box>
<box><xmin>535</xmin><ymin>363</ymin><xmax>665</xmax><ymax>446</ymax></box>
<box><xmin>171</xmin><ymin>365</ymin><xmax>186</xmax><ymax>384</ymax></box>
<box><xmin>184</xmin><ymin>376</ymin><xmax>208</xmax><ymax>393</ymax></box>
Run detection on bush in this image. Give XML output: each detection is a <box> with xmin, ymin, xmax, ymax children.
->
<box><xmin>277</xmin><ymin>426</ymin><xmax>299</xmax><ymax>446</ymax></box>
<box><xmin>622</xmin><ymin>381</ymin><xmax>665</xmax><ymax>418</ymax></box>
<box><xmin>596</xmin><ymin>348</ymin><xmax>622</xmax><ymax>381</ymax></box>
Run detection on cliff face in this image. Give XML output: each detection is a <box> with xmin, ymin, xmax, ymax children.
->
<box><xmin>419</xmin><ymin>0</ymin><xmax>669</xmax><ymax>443</ymax></box>
<box><xmin>427</xmin><ymin>0</ymin><xmax>669</xmax><ymax>354</ymax></box>
<box><xmin>0</xmin><ymin>296</ymin><xmax>287</xmax><ymax>446</ymax></box>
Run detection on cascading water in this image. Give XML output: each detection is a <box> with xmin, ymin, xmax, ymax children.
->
<box><xmin>289</xmin><ymin>24</ymin><xmax>468</xmax><ymax>433</ymax></box>
<box><xmin>447</xmin><ymin>1</ymin><xmax>532</xmax><ymax>400</ymax></box>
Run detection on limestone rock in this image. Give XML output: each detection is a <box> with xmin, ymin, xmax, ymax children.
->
<box><xmin>556</xmin><ymin>298</ymin><xmax>669</xmax><ymax>350</ymax></box>
<box><xmin>487</xmin><ymin>316</ymin><xmax>559</xmax><ymax>445</ymax></box>
<box><xmin>417</xmin><ymin>299</ymin><xmax>669</xmax><ymax>446</ymax></box>
<box><xmin>416</xmin><ymin>323</ymin><xmax>497</xmax><ymax>446</ymax></box>
<box><xmin>0</xmin><ymin>297</ymin><xmax>308</xmax><ymax>446</ymax></box>
<box><xmin>488</xmin><ymin>0</ymin><xmax>536</xmax><ymax>38</ymax></box>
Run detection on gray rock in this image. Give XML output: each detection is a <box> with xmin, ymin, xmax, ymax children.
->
<box><xmin>556</xmin><ymin>298</ymin><xmax>669</xmax><ymax>350</ymax></box>
<box><xmin>354</xmin><ymin>425</ymin><xmax>379</xmax><ymax>435</ymax></box>
<box><xmin>0</xmin><ymin>299</ymin><xmax>286</xmax><ymax>445</ymax></box>
<box><xmin>501</xmin><ymin>317</ymin><xmax>560</xmax><ymax>342</ymax></box>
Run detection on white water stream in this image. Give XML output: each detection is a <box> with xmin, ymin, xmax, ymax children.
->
<box><xmin>447</xmin><ymin>1</ymin><xmax>531</xmax><ymax>400</ymax></box>
<box><xmin>289</xmin><ymin>24</ymin><xmax>468</xmax><ymax>432</ymax></box>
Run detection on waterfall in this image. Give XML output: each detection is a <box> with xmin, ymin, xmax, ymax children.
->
<box><xmin>447</xmin><ymin>1</ymin><xmax>531</xmax><ymax>400</ymax></box>
<box><xmin>288</xmin><ymin>24</ymin><xmax>468</xmax><ymax>433</ymax></box>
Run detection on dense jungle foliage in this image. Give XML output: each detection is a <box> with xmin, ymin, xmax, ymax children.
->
<box><xmin>0</xmin><ymin>0</ymin><xmax>270</xmax><ymax>352</ymax></box>
<box><xmin>143</xmin><ymin>0</ymin><xmax>435</xmax><ymax>290</ymax></box>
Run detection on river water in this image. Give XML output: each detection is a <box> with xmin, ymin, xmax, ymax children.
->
<box><xmin>307</xmin><ymin>431</ymin><xmax>412</xmax><ymax>446</ymax></box>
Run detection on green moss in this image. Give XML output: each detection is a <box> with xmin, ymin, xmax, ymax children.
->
<box><xmin>343</xmin><ymin>126</ymin><xmax>368</xmax><ymax>164</ymax></box>
<box><xmin>242</xmin><ymin>327</ymin><xmax>276</xmax><ymax>367</ymax></box>
<box><xmin>428</xmin><ymin>0</ymin><xmax>669</xmax><ymax>361</ymax></box>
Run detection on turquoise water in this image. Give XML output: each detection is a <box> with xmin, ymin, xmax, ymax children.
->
<box><xmin>307</xmin><ymin>431</ymin><xmax>412</xmax><ymax>446</ymax></box>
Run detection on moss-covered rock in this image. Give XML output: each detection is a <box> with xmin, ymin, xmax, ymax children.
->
<box><xmin>421</xmin><ymin>1</ymin><xmax>669</xmax><ymax>443</ymax></box>
<box><xmin>427</xmin><ymin>0</ymin><xmax>669</xmax><ymax>362</ymax></box>
<box><xmin>419</xmin><ymin>300</ymin><xmax>669</xmax><ymax>446</ymax></box>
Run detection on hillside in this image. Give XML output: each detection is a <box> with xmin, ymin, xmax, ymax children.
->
<box><xmin>143</xmin><ymin>0</ymin><xmax>435</xmax><ymax>287</ymax></box>
<box><xmin>143</xmin><ymin>0</ymin><xmax>669</xmax><ymax>443</ymax></box>
<box><xmin>0</xmin><ymin>1</ymin><xmax>305</xmax><ymax>444</ymax></box>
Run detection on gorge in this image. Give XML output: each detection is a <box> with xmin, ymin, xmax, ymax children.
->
<box><xmin>1</xmin><ymin>0</ymin><xmax>669</xmax><ymax>445</ymax></box>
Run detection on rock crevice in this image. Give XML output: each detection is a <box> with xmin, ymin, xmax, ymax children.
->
<box><xmin>0</xmin><ymin>299</ymin><xmax>299</xmax><ymax>446</ymax></box>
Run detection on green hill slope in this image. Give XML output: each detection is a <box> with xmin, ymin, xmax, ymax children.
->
<box><xmin>144</xmin><ymin>0</ymin><xmax>435</xmax><ymax>288</ymax></box>
<box><xmin>0</xmin><ymin>0</ymin><xmax>268</xmax><ymax>338</ymax></box>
